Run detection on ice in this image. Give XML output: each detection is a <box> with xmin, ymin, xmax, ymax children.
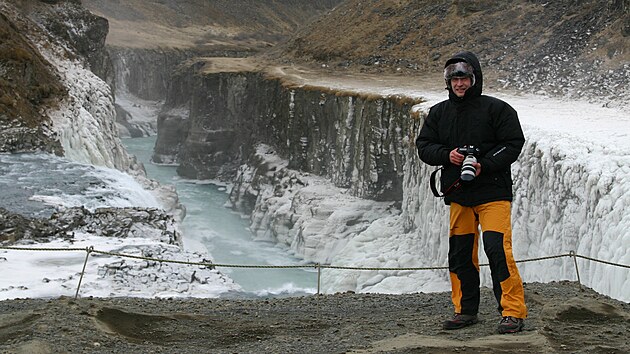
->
<box><xmin>239</xmin><ymin>84</ymin><xmax>629</xmax><ymax>303</ymax></box>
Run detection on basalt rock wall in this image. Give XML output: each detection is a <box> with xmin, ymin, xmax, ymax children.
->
<box><xmin>109</xmin><ymin>47</ymin><xmax>200</xmax><ymax>100</ymax></box>
<box><xmin>157</xmin><ymin>66</ymin><xmax>421</xmax><ymax>201</ymax></box>
<box><xmin>109</xmin><ymin>48</ymin><xmax>255</xmax><ymax>138</ymax></box>
<box><xmin>109</xmin><ymin>48</ymin><xmax>256</xmax><ymax>100</ymax></box>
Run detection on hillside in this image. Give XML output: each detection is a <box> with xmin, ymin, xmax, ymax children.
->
<box><xmin>0</xmin><ymin>1</ymin><xmax>68</xmax><ymax>154</ymax></box>
<box><xmin>82</xmin><ymin>0</ymin><xmax>629</xmax><ymax>105</ymax></box>
<box><xmin>82</xmin><ymin>0</ymin><xmax>342</xmax><ymax>51</ymax></box>
<box><xmin>269</xmin><ymin>0</ymin><xmax>629</xmax><ymax>105</ymax></box>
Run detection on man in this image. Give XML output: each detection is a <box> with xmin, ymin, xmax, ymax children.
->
<box><xmin>415</xmin><ymin>51</ymin><xmax>527</xmax><ymax>334</ymax></box>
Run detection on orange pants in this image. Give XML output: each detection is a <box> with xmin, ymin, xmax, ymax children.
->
<box><xmin>448</xmin><ymin>201</ymin><xmax>527</xmax><ymax>318</ymax></box>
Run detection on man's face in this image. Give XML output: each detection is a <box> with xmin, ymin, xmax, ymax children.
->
<box><xmin>450</xmin><ymin>76</ymin><xmax>472</xmax><ymax>97</ymax></box>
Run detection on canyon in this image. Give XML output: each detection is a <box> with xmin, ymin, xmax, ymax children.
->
<box><xmin>0</xmin><ymin>1</ymin><xmax>629</xmax><ymax>353</ymax></box>
<box><xmin>1</xmin><ymin>0</ymin><xmax>628</xmax><ymax>300</ymax></box>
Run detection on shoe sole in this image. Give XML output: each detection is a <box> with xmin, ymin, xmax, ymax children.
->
<box><xmin>498</xmin><ymin>324</ymin><xmax>524</xmax><ymax>334</ymax></box>
<box><xmin>443</xmin><ymin>319</ymin><xmax>478</xmax><ymax>330</ymax></box>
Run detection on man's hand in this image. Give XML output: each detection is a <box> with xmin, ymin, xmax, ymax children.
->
<box><xmin>449</xmin><ymin>148</ymin><xmax>464</xmax><ymax>165</ymax></box>
<box><xmin>451</xmin><ymin>148</ymin><xmax>482</xmax><ymax>176</ymax></box>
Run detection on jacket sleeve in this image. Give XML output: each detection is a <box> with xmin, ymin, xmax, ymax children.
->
<box><xmin>415</xmin><ymin>106</ymin><xmax>451</xmax><ymax>166</ymax></box>
<box><xmin>479</xmin><ymin>102</ymin><xmax>525</xmax><ymax>172</ymax></box>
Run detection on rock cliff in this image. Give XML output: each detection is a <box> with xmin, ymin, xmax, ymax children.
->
<box><xmin>155</xmin><ymin>59</ymin><xmax>420</xmax><ymax>202</ymax></box>
<box><xmin>108</xmin><ymin>47</ymin><xmax>200</xmax><ymax>137</ymax></box>
<box><xmin>0</xmin><ymin>0</ymin><xmax>130</xmax><ymax>169</ymax></box>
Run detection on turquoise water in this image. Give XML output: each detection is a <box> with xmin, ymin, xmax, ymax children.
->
<box><xmin>123</xmin><ymin>136</ymin><xmax>317</xmax><ymax>295</ymax></box>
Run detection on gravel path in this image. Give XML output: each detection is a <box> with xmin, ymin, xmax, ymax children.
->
<box><xmin>1</xmin><ymin>281</ymin><xmax>628</xmax><ymax>353</ymax></box>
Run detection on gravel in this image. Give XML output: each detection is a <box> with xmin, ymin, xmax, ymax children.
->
<box><xmin>1</xmin><ymin>281</ymin><xmax>628</xmax><ymax>353</ymax></box>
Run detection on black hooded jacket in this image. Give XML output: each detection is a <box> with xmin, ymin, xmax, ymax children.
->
<box><xmin>415</xmin><ymin>51</ymin><xmax>525</xmax><ymax>206</ymax></box>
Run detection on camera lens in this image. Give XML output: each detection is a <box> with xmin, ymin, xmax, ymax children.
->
<box><xmin>461</xmin><ymin>155</ymin><xmax>477</xmax><ymax>181</ymax></box>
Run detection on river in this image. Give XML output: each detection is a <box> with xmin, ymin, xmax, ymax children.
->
<box><xmin>122</xmin><ymin>136</ymin><xmax>317</xmax><ymax>296</ymax></box>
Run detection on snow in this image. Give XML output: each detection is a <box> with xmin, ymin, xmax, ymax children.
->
<box><xmin>0</xmin><ymin>234</ymin><xmax>240</xmax><ymax>299</ymax></box>
<box><xmin>44</xmin><ymin>55</ymin><xmax>132</xmax><ymax>171</ymax></box>
<box><xmin>0</xmin><ymin>153</ymin><xmax>241</xmax><ymax>300</ymax></box>
<box><xmin>235</xmin><ymin>73</ymin><xmax>629</xmax><ymax>303</ymax></box>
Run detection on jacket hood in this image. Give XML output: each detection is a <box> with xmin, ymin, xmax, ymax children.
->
<box><xmin>444</xmin><ymin>51</ymin><xmax>483</xmax><ymax>100</ymax></box>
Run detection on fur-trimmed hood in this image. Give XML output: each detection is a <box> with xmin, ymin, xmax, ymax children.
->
<box><xmin>444</xmin><ymin>51</ymin><xmax>483</xmax><ymax>100</ymax></box>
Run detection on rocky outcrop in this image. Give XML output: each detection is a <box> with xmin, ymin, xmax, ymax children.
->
<box><xmin>170</xmin><ymin>69</ymin><xmax>257</xmax><ymax>181</ymax></box>
<box><xmin>0</xmin><ymin>207</ymin><xmax>60</xmax><ymax>244</ymax></box>
<box><xmin>0</xmin><ymin>124</ymin><xmax>62</xmax><ymax>155</ymax></box>
<box><xmin>0</xmin><ymin>206</ymin><xmax>181</xmax><ymax>246</ymax></box>
<box><xmin>0</xmin><ymin>2</ymin><xmax>66</xmax><ymax>155</ymax></box>
<box><xmin>151</xmin><ymin>61</ymin><xmax>199</xmax><ymax>162</ymax></box>
<box><xmin>25</xmin><ymin>0</ymin><xmax>114</xmax><ymax>85</ymax></box>
<box><xmin>108</xmin><ymin>48</ymin><xmax>253</xmax><ymax>137</ymax></box>
<box><xmin>152</xmin><ymin>110</ymin><xmax>190</xmax><ymax>164</ymax></box>
<box><xmin>0</xmin><ymin>1</ymin><xmax>128</xmax><ymax>169</ymax></box>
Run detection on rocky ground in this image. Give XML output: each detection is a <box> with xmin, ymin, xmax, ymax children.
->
<box><xmin>0</xmin><ymin>207</ymin><xmax>179</xmax><ymax>245</ymax></box>
<box><xmin>1</xmin><ymin>281</ymin><xmax>629</xmax><ymax>353</ymax></box>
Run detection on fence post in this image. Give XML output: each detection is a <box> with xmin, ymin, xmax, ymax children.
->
<box><xmin>570</xmin><ymin>250</ymin><xmax>583</xmax><ymax>291</ymax></box>
<box><xmin>316</xmin><ymin>263</ymin><xmax>321</xmax><ymax>295</ymax></box>
<box><xmin>75</xmin><ymin>246</ymin><xmax>93</xmax><ymax>299</ymax></box>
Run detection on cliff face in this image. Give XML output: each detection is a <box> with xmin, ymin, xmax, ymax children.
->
<box><xmin>155</xmin><ymin>62</ymin><xmax>420</xmax><ymax>201</ymax></box>
<box><xmin>0</xmin><ymin>0</ymin><xmax>129</xmax><ymax>168</ymax></box>
<box><xmin>0</xmin><ymin>1</ymin><xmax>66</xmax><ymax>154</ymax></box>
<box><xmin>109</xmin><ymin>48</ymin><xmax>201</xmax><ymax>101</ymax></box>
<box><xmin>109</xmin><ymin>48</ymin><xmax>256</xmax><ymax>138</ymax></box>
<box><xmin>26</xmin><ymin>0</ymin><xmax>113</xmax><ymax>84</ymax></box>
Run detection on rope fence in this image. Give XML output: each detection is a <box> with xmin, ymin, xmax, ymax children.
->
<box><xmin>1</xmin><ymin>245</ymin><xmax>628</xmax><ymax>299</ymax></box>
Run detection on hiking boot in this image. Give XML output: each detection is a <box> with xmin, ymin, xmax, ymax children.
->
<box><xmin>498</xmin><ymin>316</ymin><xmax>524</xmax><ymax>334</ymax></box>
<box><xmin>443</xmin><ymin>313</ymin><xmax>478</xmax><ymax>330</ymax></box>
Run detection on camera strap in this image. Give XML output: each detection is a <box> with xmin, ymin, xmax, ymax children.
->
<box><xmin>430</xmin><ymin>167</ymin><xmax>462</xmax><ymax>198</ymax></box>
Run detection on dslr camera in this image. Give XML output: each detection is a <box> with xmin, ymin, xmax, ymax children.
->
<box><xmin>457</xmin><ymin>145</ymin><xmax>480</xmax><ymax>181</ymax></box>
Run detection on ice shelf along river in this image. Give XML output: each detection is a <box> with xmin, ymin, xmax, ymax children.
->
<box><xmin>122</xmin><ymin>136</ymin><xmax>317</xmax><ymax>296</ymax></box>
